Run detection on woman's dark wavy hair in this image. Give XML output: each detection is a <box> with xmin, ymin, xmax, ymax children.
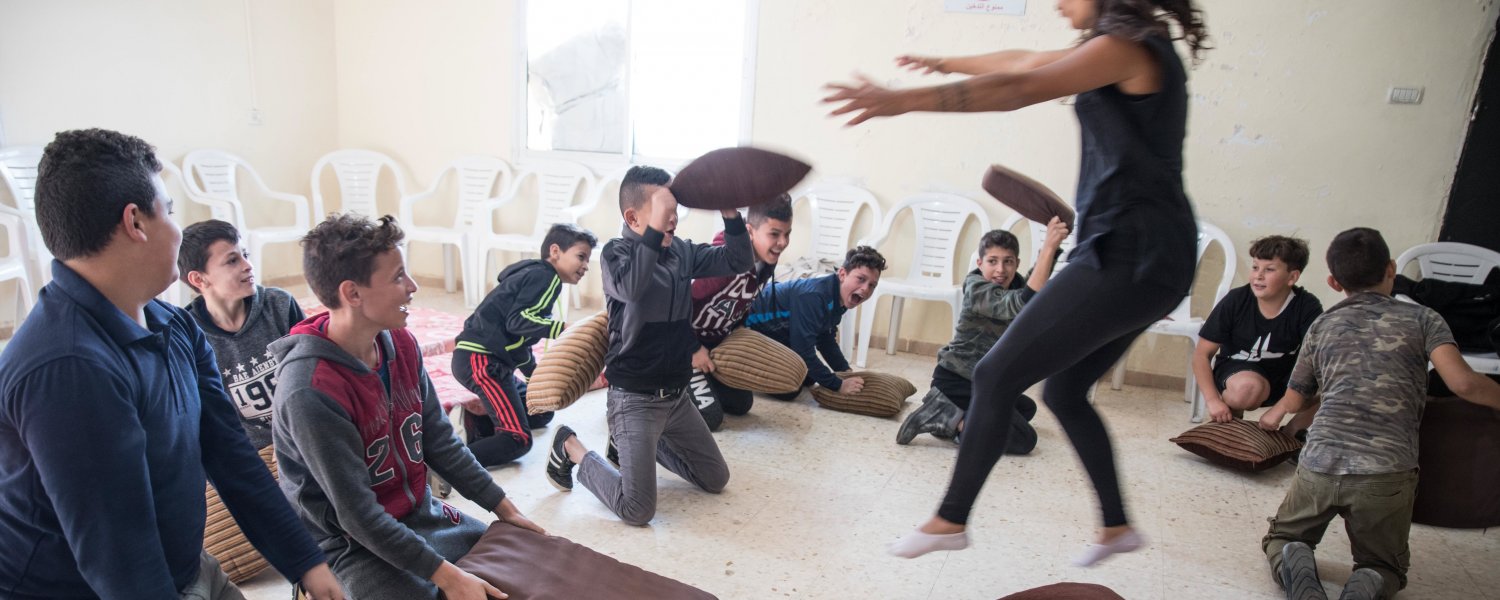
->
<box><xmin>1085</xmin><ymin>0</ymin><xmax>1210</xmax><ymax>63</ymax></box>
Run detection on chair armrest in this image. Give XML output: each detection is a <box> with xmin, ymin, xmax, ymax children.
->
<box><xmin>399</xmin><ymin>188</ymin><xmax>439</xmax><ymax>226</ymax></box>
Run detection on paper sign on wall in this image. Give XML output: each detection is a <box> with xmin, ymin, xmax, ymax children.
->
<box><xmin>945</xmin><ymin>0</ymin><xmax>1025</xmax><ymax>16</ymax></box>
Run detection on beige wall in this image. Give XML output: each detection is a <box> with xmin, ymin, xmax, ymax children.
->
<box><xmin>0</xmin><ymin>0</ymin><xmax>338</xmax><ymax>296</ymax></box>
<box><xmin>3</xmin><ymin>0</ymin><xmax>1495</xmax><ymax>379</ymax></box>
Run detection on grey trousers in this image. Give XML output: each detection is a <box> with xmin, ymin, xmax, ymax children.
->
<box><xmin>179</xmin><ymin>551</ymin><xmax>246</xmax><ymax>600</ymax></box>
<box><xmin>326</xmin><ymin>489</ymin><xmax>488</xmax><ymax>600</ymax></box>
<box><xmin>577</xmin><ymin>386</ymin><xmax>731</xmax><ymax>525</ymax></box>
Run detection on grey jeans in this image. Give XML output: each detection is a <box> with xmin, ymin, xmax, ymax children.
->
<box><xmin>179</xmin><ymin>551</ymin><xmax>246</xmax><ymax>600</ymax></box>
<box><xmin>577</xmin><ymin>386</ymin><xmax>731</xmax><ymax>525</ymax></box>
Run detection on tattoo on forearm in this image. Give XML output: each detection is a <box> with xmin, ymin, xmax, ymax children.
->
<box><xmin>937</xmin><ymin>83</ymin><xmax>971</xmax><ymax>112</ymax></box>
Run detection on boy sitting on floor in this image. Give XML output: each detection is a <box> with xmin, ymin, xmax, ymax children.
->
<box><xmin>544</xmin><ymin>166</ymin><xmax>751</xmax><ymax>526</ymax></box>
<box><xmin>179</xmin><ymin>219</ymin><xmax>306</xmax><ymax>450</ymax></box>
<box><xmin>745</xmin><ymin>245</ymin><xmax>886</xmax><ymax>399</ymax></box>
<box><xmin>272</xmin><ymin>214</ymin><xmax>545</xmax><ymax>600</ymax></box>
<box><xmin>686</xmin><ymin>194</ymin><xmax>794</xmax><ymax>429</ymax></box>
<box><xmin>897</xmin><ymin>218</ymin><xmax>1068</xmax><ymax>449</ymax></box>
<box><xmin>1258</xmin><ymin>227</ymin><xmax>1500</xmax><ymax>600</ymax></box>
<box><xmin>451</xmin><ymin>223</ymin><xmax>595</xmax><ymax>466</ymax></box>
<box><xmin>1195</xmin><ymin>235</ymin><xmax>1323</xmax><ymax>433</ymax></box>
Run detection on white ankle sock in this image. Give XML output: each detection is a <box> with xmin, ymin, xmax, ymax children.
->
<box><xmin>1072</xmin><ymin>529</ymin><xmax>1144</xmax><ymax>567</ymax></box>
<box><xmin>887</xmin><ymin>529</ymin><xmax>969</xmax><ymax>558</ymax></box>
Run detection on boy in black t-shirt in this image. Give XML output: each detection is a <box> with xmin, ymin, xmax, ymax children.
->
<box><xmin>1193</xmin><ymin>236</ymin><xmax>1323</xmax><ymax>430</ymax></box>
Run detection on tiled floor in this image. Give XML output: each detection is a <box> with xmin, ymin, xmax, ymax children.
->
<box><xmin>219</xmin><ymin>285</ymin><xmax>1496</xmax><ymax>599</ymax></box>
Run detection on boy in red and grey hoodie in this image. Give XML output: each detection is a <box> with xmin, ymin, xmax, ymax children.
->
<box><xmin>686</xmin><ymin>194</ymin><xmax>793</xmax><ymax>429</ymax></box>
<box><xmin>272</xmin><ymin>214</ymin><xmax>546</xmax><ymax>600</ymax></box>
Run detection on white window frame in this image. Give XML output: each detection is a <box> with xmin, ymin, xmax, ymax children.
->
<box><xmin>511</xmin><ymin>0</ymin><xmax>760</xmax><ymax>172</ymax></box>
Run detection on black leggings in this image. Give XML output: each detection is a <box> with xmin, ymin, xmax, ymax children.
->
<box><xmin>937</xmin><ymin>258</ymin><xmax>1184</xmax><ymax>528</ymax></box>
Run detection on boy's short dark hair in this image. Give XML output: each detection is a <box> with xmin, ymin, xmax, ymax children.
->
<box><xmin>746</xmin><ymin>193</ymin><xmax>793</xmax><ymax>227</ymax></box>
<box><xmin>618</xmin><ymin>165</ymin><xmax>671</xmax><ymax>214</ymax></box>
<box><xmin>540</xmin><ymin>223</ymin><xmax>598</xmax><ymax>257</ymax></box>
<box><xmin>978</xmin><ymin>230</ymin><xmax>1020</xmax><ymax>257</ymax></box>
<box><xmin>1326</xmin><ymin>227</ymin><xmax>1390</xmax><ymax>292</ymax></box>
<box><xmin>1249</xmin><ymin>235</ymin><xmax>1310</xmax><ymax>272</ymax></box>
<box><xmin>301</xmin><ymin>213</ymin><xmax>405</xmax><ymax>309</ymax></box>
<box><xmin>35</xmin><ymin>128</ymin><xmax>163</xmax><ymax>260</ymax></box>
<box><xmin>178</xmin><ymin>220</ymin><xmax>241</xmax><ymax>292</ymax></box>
<box><xmin>842</xmin><ymin>245</ymin><xmax>887</xmax><ymax>273</ymax></box>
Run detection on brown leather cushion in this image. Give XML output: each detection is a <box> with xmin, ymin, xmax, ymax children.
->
<box><xmin>983</xmin><ymin>164</ymin><xmax>1075</xmax><ymax>228</ymax></box>
<box><xmin>1413</xmin><ymin>395</ymin><xmax>1500</xmax><ymax>528</ymax></box>
<box><xmin>204</xmin><ymin>445</ymin><xmax>278</xmax><ymax>583</ymax></box>
<box><xmin>809</xmin><ymin>371</ymin><xmax>917</xmax><ymax>418</ymax></box>
<box><xmin>456</xmin><ymin>521</ymin><xmax>717</xmax><ymax>599</ymax></box>
<box><xmin>997</xmin><ymin>582</ymin><xmax>1125</xmax><ymax>600</ymax></box>
<box><xmin>1169</xmin><ymin>419</ymin><xmax>1303</xmax><ymax>472</ymax></box>
<box><xmin>708</xmin><ymin>328</ymin><xmax>807</xmax><ymax>393</ymax></box>
<box><xmin>670</xmin><ymin>147</ymin><xmax>811</xmax><ymax>210</ymax></box>
<box><xmin>526</xmin><ymin>312</ymin><xmax>609</xmax><ymax>414</ymax></box>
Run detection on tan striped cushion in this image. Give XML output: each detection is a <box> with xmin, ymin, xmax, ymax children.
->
<box><xmin>708</xmin><ymin>328</ymin><xmax>807</xmax><ymax>393</ymax></box>
<box><xmin>809</xmin><ymin>371</ymin><xmax>917</xmax><ymax>418</ymax></box>
<box><xmin>526</xmin><ymin>312</ymin><xmax>609</xmax><ymax>414</ymax></box>
<box><xmin>204</xmin><ymin>445</ymin><xmax>278</xmax><ymax>583</ymax></box>
<box><xmin>1170</xmin><ymin>419</ymin><xmax>1303</xmax><ymax>472</ymax></box>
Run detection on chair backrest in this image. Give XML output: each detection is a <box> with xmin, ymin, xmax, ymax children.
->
<box><xmin>1162</xmin><ymin>219</ymin><xmax>1237</xmax><ymax>322</ymax></box>
<box><xmin>885</xmin><ymin>193</ymin><xmax>991</xmax><ymax>285</ymax></box>
<box><xmin>1027</xmin><ymin>220</ymin><xmax>1080</xmax><ymax>273</ymax></box>
<box><xmin>794</xmin><ymin>182</ymin><xmax>882</xmax><ymax>264</ymax></box>
<box><xmin>0</xmin><ymin>146</ymin><xmax>46</xmax><ymax>254</ymax></box>
<box><xmin>311</xmin><ymin>150</ymin><xmax>410</xmax><ymax>219</ymax></box>
<box><xmin>431</xmin><ymin>155</ymin><xmax>514</xmax><ymax>230</ymax></box>
<box><xmin>515</xmin><ymin>161</ymin><xmax>595</xmax><ymax>238</ymax></box>
<box><xmin>1395</xmin><ymin>242</ymin><xmax>1500</xmax><ymax>285</ymax></box>
<box><xmin>181</xmin><ymin>149</ymin><xmax>251</xmax><ymax>224</ymax></box>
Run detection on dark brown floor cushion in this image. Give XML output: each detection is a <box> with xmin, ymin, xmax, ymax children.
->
<box><xmin>456</xmin><ymin>521</ymin><xmax>717</xmax><ymax>600</ymax></box>
<box><xmin>1413</xmin><ymin>395</ymin><xmax>1500</xmax><ymax>528</ymax></box>
<box><xmin>670</xmin><ymin>147</ymin><xmax>811</xmax><ymax>210</ymax></box>
<box><xmin>809</xmin><ymin>371</ymin><xmax>917</xmax><ymax>417</ymax></box>
<box><xmin>997</xmin><ymin>582</ymin><xmax>1125</xmax><ymax>600</ymax></box>
<box><xmin>526</xmin><ymin>312</ymin><xmax>608</xmax><ymax>414</ymax></box>
<box><xmin>709</xmin><ymin>328</ymin><xmax>807</xmax><ymax>393</ymax></box>
<box><xmin>205</xmin><ymin>445</ymin><xmax>278</xmax><ymax>583</ymax></box>
<box><xmin>1169</xmin><ymin>419</ymin><xmax>1302</xmax><ymax>472</ymax></box>
<box><xmin>982</xmin><ymin>164</ymin><xmax>1076</xmax><ymax>228</ymax></box>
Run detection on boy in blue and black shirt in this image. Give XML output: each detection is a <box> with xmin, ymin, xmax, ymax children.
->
<box><xmin>452</xmin><ymin>223</ymin><xmax>596</xmax><ymax>467</ymax></box>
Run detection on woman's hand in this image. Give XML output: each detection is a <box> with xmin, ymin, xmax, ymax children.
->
<box><xmin>823</xmin><ymin>74</ymin><xmax>913</xmax><ymax>126</ymax></box>
<box><xmin>895</xmin><ymin>55</ymin><xmax>948</xmax><ymax>75</ymax></box>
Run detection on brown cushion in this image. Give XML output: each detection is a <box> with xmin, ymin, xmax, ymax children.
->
<box><xmin>204</xmin><ymin>445</ymin><xmax>278</xmax><ymax>583</ymax></box>
<box><xmin>809</xmin><ymin>371</ymin><xmax>917</xmax><ymax>418</ymax></box>
<box><xmin>670</xmin><ymin>147</ymin><xmax>811</xmax><ymax>210</ymax></box>
<box><xmin>708</xmin><ymin>328</ymin><xmax>808</xmax><ymax>393</ymax></box>
<box><xmin>456</xmin><ymin>521</ymin><xmax>717</xmax><ymax>600</ymax></box>
<box><xmin>983</xmin><ymin>164</ymin><xmax>1075</xmax><ymax>228</ymax></box>
<box><xmin>997</xmin><ymin>582</ymin><xmax>1126</xmax><ymax>600</ymax></box>
<box><xmin>1413</xmin><ymin>395</ymin><xmax>1500</xmax><ymax>528</ymax></box>
<box><xmin>526</xmin><ymin>312</ymin><xmax>609</xmax><ymax>414</ymax></box>
<box><xmin>1169</xmin><ymin>419</ymin><xmax>1303</xmax><ymax>472</ymax></box>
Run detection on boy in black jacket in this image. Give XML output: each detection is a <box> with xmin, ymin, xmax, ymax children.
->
<box><xmin>545</xmin><ymin>166</ymin><xmax>752</xmax><ymax>525</ymax></box>
<box><xmin>452</xmin><ymin>223</ymin><xmax>596</xmax><ymax>466</ymax></box>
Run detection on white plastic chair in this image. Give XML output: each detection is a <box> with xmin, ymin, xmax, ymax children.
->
<box><xmin>468</xmin><ymin>161</ymin><xmax>596</xmax><ymax>307</ymax></box>
<box><xmin>400</xmin><ymin>155</ymin><xmax>515</xmax><ymax>307</ymax></box>
<box><xmin>1108</xmin><ymin>220</ymin><xmax>1236</xmax><ymax>422</ymax></box>
<box><xmin>310</xmin><ymin>150</ymin><xmax>414</xmax><ymax>220</ymax></box>
<box><xmin>792</xmin><ymin>182</ymin><xmax>884</xmax><ymax>358</ymax></box>
<box><xmin>855</xmin><ymin>192</ymin><xmax>991</xmax><ymax>368</ymax></box>
<box><xmin>999</xmin><ymin>213</ymin><xmax>1080</xmax><ymax>274</ymax></box>
<box><xmin>1396</xmin><ymin>242</ymin><xmax>1500</xmax><ymax>375</ymax></box>
<box><xmin>182</xmin><ymin>150</ymin><xmax>312</xmax><ymax>277</ymax></box>
<box><xmin>0</xmin><ymin>146</ymin><xmax>50</xmax><ymax>288</ymax></box>
<box><xmin>0</xmin><ymin>209</ymin><xmax>35</xmax><ymax>327</ymax></box>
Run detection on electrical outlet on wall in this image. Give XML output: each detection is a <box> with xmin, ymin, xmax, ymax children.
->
<box><xmin>1388</xmin><ymin>86</ymin><xmax>1424</xmax><ymax>105</ymax></box>
<box><xmin>247</xmin><ymin>108</ymin><xmax>264</xmax><ymax>126</ymax></box>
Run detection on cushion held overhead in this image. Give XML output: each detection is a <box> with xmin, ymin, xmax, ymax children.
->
<box><xmin>670</xmin><ymin>147</ymin><xmax>812</xmax><ymax>210</ymax></box>
<box><xmin>982</xmin><ymin>164</ymin><xmax>1076</xmax><ymax>228</ymax></box>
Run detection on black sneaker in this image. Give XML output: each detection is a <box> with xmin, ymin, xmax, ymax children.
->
<box><xmin>1337</xmin><ymin>569</ymin><xmax>1383</xmax><ymax>600</ymax></box>
<box><xmin>546</xmin><ymin>425</ymin><xmax>577</xmax><ymax>492</ymax></box>
<box><xmin>1279</xmin><ymin>542</ymin><xmax>1328</xmax><ymax>600</ymax></box>
<box><xmin>896</xmin><ymin>389</ymin><xmax>964</xmax><ymax>445</ymax></box>
<box><xmin>606</xmin><ymin>436</ymin><xmax>619</xmax><ymax>469</ymax></box>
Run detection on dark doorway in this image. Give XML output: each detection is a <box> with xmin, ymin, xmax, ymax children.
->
<box><xmin>1441</xmin><ymin>15</ymin><xmax>1500</xmax><ymax>252</ymax></box>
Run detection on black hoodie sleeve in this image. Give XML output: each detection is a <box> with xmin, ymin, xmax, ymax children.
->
<box><xmin>688</xmin><ymin>215</ymin><xmax>753</xmax><ymax>279</ymax></box>
<box><xmin>503</xmin><ymin>268</ymin><xmax>566</xmax><ymax>342</ymax></box>
<box><xmin>789</xmin><ymin>291</ymin><xmax>844</xmax><ymax>391</ymax></box>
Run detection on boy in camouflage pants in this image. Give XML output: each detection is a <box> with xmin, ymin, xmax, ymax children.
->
<box><xmin>1257</xmin><ymin>228</ymin><xmax>1500</xmax><ymax>600</ymax></box>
